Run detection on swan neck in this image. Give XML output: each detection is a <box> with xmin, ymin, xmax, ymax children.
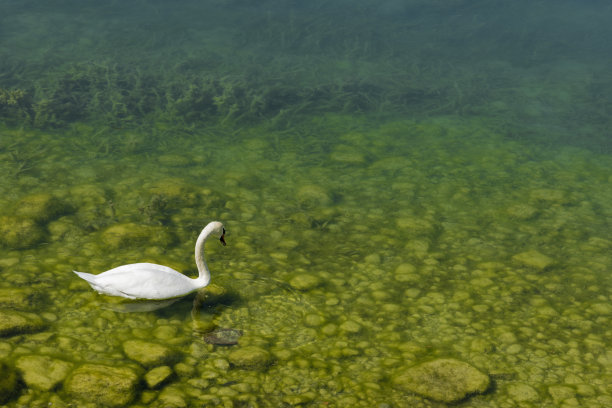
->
<box><xmin>194</xmin><ymin>226</ymin><xmax>213</xmax><ymax>285</ymax></box>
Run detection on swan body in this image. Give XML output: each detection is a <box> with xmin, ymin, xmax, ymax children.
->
<box><xmin>74</xmin><ymin>221</ymin><xmax>225</xmax><ymax>300</ymax></box>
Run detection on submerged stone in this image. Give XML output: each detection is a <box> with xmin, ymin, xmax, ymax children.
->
<box><xmin>289</xmin><ymin>274</ymin><xmax>321</xmax><ymax>291</ymax></box>
<box><xmin>101</xmin><ymin>223</ymin><xmax>175</xmax><ymax>250</ymax></box>
<box><xmin>296</xmin><ymin>184</ymin><xmax>331</xmax><ymax>208</ymax></box>
<box><xmin>393</xmin><ymin>358</ymin><xmax>490</xmax><ymax>403</ymax></box>
<box><xmin>122</xmin><ymin>340</ymin><xmax>180</xmax><ymax>367</ymax></box>
<box><xmin>15</xmin><ymin>193</ymin><xmax>70</xmax><ymax>223</ymax></box>
<box><xmin>0</xmin><ymin>288</ymin><xmax>41</xmax><ymax>309</ymax></box>
<box><xmin>0</xmin><ymin>309</ymin><xmax>46</xmax><ymax>337</ymax></box>
<box><xmin>15</xmin><ymin>355</ymin><xmax>73</xmax><ymax>391</ymax></box>
<box><xmin>144</xmin><ymin>365</ymin><xmax>173</xmax><ymax>389</ymax></box>
<box><xmin>157</xmin><ymin>385</ymin><xmax>188</xmax><ymax>408</ymax></box>
<box><xmin>203</xmin><ymin>328</ymin><xmax>243</xmax><ymax>346</ymax></box>
<box><xmin>228</xmin><ymin>346</ymin><xmax>272</xmax><ymax>369</ymax></box>
<box><xmin>0</xmin><ymin>216</ymin><xmax>46</xmax><ymax>249</ymax></box>
<box><xmin>506</xmin><ymin>382</ymin><xmax>540</xmax><ymax>402</ymax></box>
<box><xmin>512</xmin><ymin>250</ymin><xmax>553</xmax><ymax>270</ymax></box>
<box><xmin>65</xmin><ymin>363</ymin><xmax>140</xmax><ymax>407</ymax></box>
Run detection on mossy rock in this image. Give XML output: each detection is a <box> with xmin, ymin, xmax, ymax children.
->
<box><xmin>0</xmin><ymin>216</ymin><xmax>46</xmax><ymax>249</ymax></box>
<box><xmin>296</xmin><ymin>184</ymin><xmax>332</xmax><ymax>208</ymax></box>
<box><xmin>64</xmin><ymin>363</ymin><xmax>140</xmax><ymax>407</ymax></box>
<box><xmin>393</xmin><ymin>358</ymin><xmax>490</xmax><ymax>403</ymax></box>
<box><xmin>15</xmin><ymin>355</ymin><xmax>73</xmax><ymax>391</ymax></box>
<box><xmin>0</xmin><ymin>288</ymin><xmax>44</xmax><ymax>309</ymax></box>
<box><xmin>289</xmin><ymin>274</ymin><xmax>322</xmax><ymax>291</ymax></box>
<box><xmin>157</xmin><ymin>385</ymin><xmax>188</xmax><ymax>408</ymax></box>
<box><xmin>122</xmin><ymin>340</ymin><xmax>180</xmax><ymax>367</ymax></box>
<box><xmin>144</xmin><ymin>365</ymin><xmax>173</xmax><ymax>389</ymax></box>
<box><xmin>101</xmin><ymin>223</ymin><xmax>175</xmax><ymax>250</ymax></box>
<box><xmin>14</xmin><ymin>193</ymin><xmax>71</xmax><ymax>223</ymax></box>
<box><xmin>0</xmin><ymin>361</ymin><xmax>20</xmax><ymax>403</ymax></box>
<box><xmin>512</xmin><ymin>250</ymin><xmax>553</xmax><ymax>270</ymax></box>
<box><xmin>228</xmin><ymin>346</ymin><xmax>272</xmax><ymax>370</ymax></box>
<box><xmin>0</xmin><ymin>309</ymin><xmax>46</xmax><ymax>337</ymax></box>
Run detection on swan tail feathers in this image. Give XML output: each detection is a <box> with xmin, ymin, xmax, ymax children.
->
<box><xmin>73</xmin><ymin>270</ymin><xmax>97</xmax><ymax>283</ymax></box>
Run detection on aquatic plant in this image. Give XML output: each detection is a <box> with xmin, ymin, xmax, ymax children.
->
<box><xmin>0</xmin><ymin>88</ymin><xmax>33</xmax><ymax>125</ymax></box>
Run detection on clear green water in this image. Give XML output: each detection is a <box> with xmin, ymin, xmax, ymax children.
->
<box><xmin>1</xmin><ymin>1</ymin><xmax>612</xmax><ymax>407</ymax></box>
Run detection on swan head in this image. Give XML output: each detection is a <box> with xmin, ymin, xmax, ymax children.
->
<box><xmin>208</xmin><ymin>221</ymin><xmax>226</xmax><ymax>246</ymax></box>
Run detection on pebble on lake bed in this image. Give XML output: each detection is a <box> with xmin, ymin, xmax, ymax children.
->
<box><xmin>289</xmin><ymin>274</ymin><xmax>321</xmax><ymax>291</ymax></box>
<box><xmin>512</xmin><ymin>250</ymin><xmax>553</xmax><ymax>270</ymax></box>
<box><xmin>145</xmin><ymin>365</ymin><xmax>174</xmax><ymax>389</ymax></box>
<box><xmin>393</xmin><ymin>358</ymin><xmax>490</xmax><ymax>403</ymax></box>
<box><xmin>65</xmin><ymin>364</ymin><xmax>140</xmax><ymax>407</ymax></box>
<box><xmin>15</xmin><ymin>355</ymin><xmax>73</xmax><ymax>391</ymax></box>
<box><xmin>122</xmin><ymin>340</ymin><xmax>180</xmax><ymax>367</ymax></box>
<box><xmin>0</xmin><ymin>216</ymin><xmax>46</xmax><ymax>249</ymax></box>
<box><xmin>228</xmin><ymin>346</ymin><xmax>272</xmax><ymax>370</ymax></box>
<box><xmin>0</xmin><ymin>310</ymin><xmax>46</xmax><ymax>337</ymax></box>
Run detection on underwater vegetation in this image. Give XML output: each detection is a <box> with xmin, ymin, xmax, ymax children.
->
<box><xmin>1</xmin><ymin>0</ymin><xmax>612</xmax><ymax>406</ymax></box>
<box><xmin>0</xmin><ymin>61</ymin><xmax>445</xmax><ymax>130</ymax></box>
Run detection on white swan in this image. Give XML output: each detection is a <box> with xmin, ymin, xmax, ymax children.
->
<box><xmin>74</xmin><ymin>221</ymin><xmax>226</xmax><ymax>300</ymax></box>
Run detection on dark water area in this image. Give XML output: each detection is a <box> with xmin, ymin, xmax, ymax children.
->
<box><xmin>0</xmin><ymin>1</ymin><xmax>611</xmax><ymax>407</ymax></box>
<box><xmin>1</xmin><ymin>0</ymin><xmax>612</xmax><ymax>151</ymax></box>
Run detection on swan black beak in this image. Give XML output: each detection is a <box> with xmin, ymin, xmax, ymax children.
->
<box><xmin>220</xmin><ymin>228</ymin><xmax>226</xmax><ymax>246</ymax></box>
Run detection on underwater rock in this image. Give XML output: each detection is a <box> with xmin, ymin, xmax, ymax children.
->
<box><xmin>15</xmin><ymin>355</ymin><xmax>73</xmax><ymax>391</ymax></box>
<box><xmin>548</xmin><ymin>385</ymin><xmax>576</xmax><ymax>405</ymax></box>
<box><xmin>204</xmin><ymin>328</ymin><xmax>243</xmax><ymax>345</ymax></box>
<box><xmin>289</xmin><ymin>274</ymin><xmax>322</xmax><ymax>291</ymax></box>
<box><xmin>512</xmin><ymin>250</ymin><xmax>553</xmax><ymax>270</ymax></box>
<box><xmin>0</xmin><ymin>216</ymin><xmax>46</xmax><ymax>249</ymax></box>
<box><xmin>144</xmin><ymin>365</ymin><xmax>173</xmax><ymax>389</ymax></box>
<box><xmin>506</xmin><ymin>382</ymin><xmax>540</xmax><ymax>402</ymax></box>
<box><xmin>0</xmin><ymin>309</ymin><xmax>46</xmax><ymax>337</ymax></box>
<box><xmin>339</xmin><ymin>320</ymin><xmax>362</xmax><ymax>334</ymax></box>
<box><xmin>395</xmin><ymin>263</ymin><xmax>419</xmax><ymax>282</ymax></box>
<box><xmin>65</xmin><ymin>363</ymin><xmax>140</xmax><ymax>407</ymax></box>
<box><xmin>296</xmin><ymin>184</ymin><xmax>331</xmax><ymax>208</ymax></box>
<box><xmin>228</xmin><ymin>346</ymin><xmax>272</xmax><ymax>370</ymax></box>
<box><xmin>14</xmin><ymin>193</ymin><xmax>70</xmax><ymax>223</ymax></box>
<box><xmin>0</xmin><ymin>288</ymin><xmax>41</xmax><ymax>309</ymax></box>
<box><xmin>101</xmin><ymin>223</ymin><xmax>175</xmax><ymax>250</ymax></box>
<box><xmin>157</xmin><ymin>385</ymin><xmax>188</xmax><ymax>408</ymax></box>
<box><xmin>304</xmin><ymin>314</ymin><xmax>325</xmax><ymax>327</ymax></box>
<box><xmin>393</xmin><ymin>358</ymin><xmax>490</xmax><ymax>403</ymax></box>
<box><xmin>122</xmin><ymin>340</ymin><xmax>180</xmax><ymax>367</ymax></box>
<box><xmin>0</xmin><ymin>361</ymin><xmax>20</xmax><ymax>403</ymax></box>
<box><xmin>396</xmin><ymin>217</ymin><xmax>434</xmax><ymax>236</ymax></box>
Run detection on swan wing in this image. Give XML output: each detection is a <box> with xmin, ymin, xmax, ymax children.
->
<box><xmin>74</xmin><ymin>263</ymin><xmax>201</xmax><ymax>300</ymax></box>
